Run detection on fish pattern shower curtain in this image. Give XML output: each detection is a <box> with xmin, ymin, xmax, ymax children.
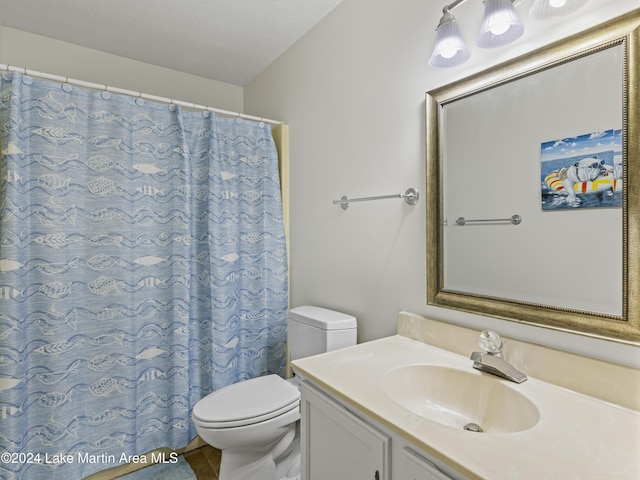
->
<box><xmin>0</xmin><ymin>71</ymin><xmax>288</xmax><ymax>479</ymax></box>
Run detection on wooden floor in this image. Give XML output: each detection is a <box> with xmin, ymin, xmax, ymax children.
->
<box><xmin>183</xmin><ymin>446</ymin><xmax>222</xmax><ymax>480</ymax></box>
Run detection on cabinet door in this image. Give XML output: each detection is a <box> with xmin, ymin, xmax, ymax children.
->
<box><xmin>401</xmin><ymin>447</ymin><xmax>456</xmax><ymax>480</ymax></box>
<box><xmin>300</xmin><ymin>382</ymin><xmax>389</xmax><ymax>480</ymax></box>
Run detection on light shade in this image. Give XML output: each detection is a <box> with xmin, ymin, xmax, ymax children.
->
<box><xmin>530</xmin><ymin>0</ymin><xmax>588</xmax><ymax>19</ymax></box>
<box><xmin>476</xmin><ymin>0</ymin><xmax>525</xmax><ymax>48</ymax></box>
<box><xmin>428</xmin><ymin>11</ymin><xmax>471</xmax><ymax>68</ymax></box>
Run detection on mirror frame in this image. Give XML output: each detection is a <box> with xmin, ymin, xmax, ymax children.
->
<box><xmin>426</xmin><ymin>10</ymin><xmax>640</xmax><ymax>345</ymax></box>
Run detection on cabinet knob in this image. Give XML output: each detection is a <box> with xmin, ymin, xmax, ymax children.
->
<box><xmin>374</xmin><ymin>470</ymin><xmax>380</xmax><ymax>480</ymax></box>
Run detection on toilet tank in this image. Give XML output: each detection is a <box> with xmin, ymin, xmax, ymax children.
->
<box><xmin>288</xmin><ymin>306</ymin><xmax>357</xmax><ymax>362</ymax></box>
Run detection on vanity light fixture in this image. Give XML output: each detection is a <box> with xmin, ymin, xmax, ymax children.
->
<box><xmin>529</xmin><ymin>0</ymin><xmax>588</xmax><ymax>19</ymax></box>
<box><xmin>476</xmin><ymin>0</ymin><xmax>525</xmax><ymax>48</ymax></box>
<box><xmin>428</xmin><ymin>0</ymin><xmax>525</xmax><ymax>68</ymax></box>
<box><xmin>428</xmin><ymin>0</ymin><xmax>587</xmax><ymax>68</ymax></box>
<box><xmin>428</xmin><ymin>8</ymin><xmax>471</xmax><ymax>68</ymax></box>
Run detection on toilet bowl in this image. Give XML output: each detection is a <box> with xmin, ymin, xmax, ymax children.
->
<box><xmin>192</xmin><ymin>306</ymin><xmax>357</xmax><ymax>480</ymax></box>
<box><xmin>192</xmin><ymin>375</ymin><xmax>301</xmax><ymax>480</ymax></box>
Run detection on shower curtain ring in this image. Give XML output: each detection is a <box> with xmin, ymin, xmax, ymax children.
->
<box><xmin>62</xmin><ymin>77</ymin><xmax>73</xmax><ymax>92</ymax></box>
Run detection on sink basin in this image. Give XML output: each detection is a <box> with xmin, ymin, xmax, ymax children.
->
<box><xmin>381</xmin><ymin>365</ymin><xmax>539</xmax><ymax>434</ymax></box>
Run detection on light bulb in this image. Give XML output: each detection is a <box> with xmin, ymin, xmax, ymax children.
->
<box><xmin>439</xmin><ymin>40</ymin><xmax>458</xmax><ymax>59</ymax></box>
<box><xmin>490</xmin><ymin>19</ymin><xmax>510</xmax><ymax>35</ymax></box>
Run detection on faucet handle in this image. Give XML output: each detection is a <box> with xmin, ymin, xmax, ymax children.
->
<box><xmin>479</xmin><ymin>330</ymin><xmax>503</xmax><ymax>357</ymax></box>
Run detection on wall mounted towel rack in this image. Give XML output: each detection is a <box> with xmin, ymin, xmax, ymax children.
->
<box><xmin>455</xmin><ymin>214</ymin><xmax>522</xmax><ymax>226</ymax></box>
<box><xmin>333</xmin><ymin>188</ymin><xmax>419</xmax><ymax>210</ymax></box>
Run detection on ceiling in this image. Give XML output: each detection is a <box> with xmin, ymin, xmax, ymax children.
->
<box><xmin>0</xmin><ymin>0</ymin><xmax>345</xmax><ymax>86</ymax></box>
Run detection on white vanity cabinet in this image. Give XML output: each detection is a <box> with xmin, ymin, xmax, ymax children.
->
<box><xmin>400</xmin><ymin>447</ymin><xmax>461</xmax><ymax>480</ymax></box>
<box><xmin>300</xmin><ymin>380</ymin><xmax>467</xmax><ymax>480</ymax></box>
<box><xmin>300</xmin><ymin>381</ymin><xmax>390</xmax><ymax>480</ymax></box>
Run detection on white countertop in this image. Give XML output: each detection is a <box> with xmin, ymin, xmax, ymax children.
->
<box><xmin>292</xmin><ymin>335</ymin><xmax>640</xmax><ymax>480</ymax></box>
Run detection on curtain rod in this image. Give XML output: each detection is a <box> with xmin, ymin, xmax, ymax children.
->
<box><xmin>0</xmin><ymin>63</ymin><xmax>285</xmax><ymax>126</ymax></box>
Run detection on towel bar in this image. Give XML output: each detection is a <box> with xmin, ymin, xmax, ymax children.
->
<box><xmin>455</xmin><ymin>214</ymin><xmax>522</xmax><ymax>226</ymax></box>
<box><xmin>333</xmin><ymin>188</ymin><xmax>419</xmax><ymax>210</ymax></box>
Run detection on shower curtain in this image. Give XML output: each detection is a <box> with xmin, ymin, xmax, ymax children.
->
<box><xmin>0</xmin><ymin>71</ymin><xmax>288</xmax><ymax>480</ymax></box>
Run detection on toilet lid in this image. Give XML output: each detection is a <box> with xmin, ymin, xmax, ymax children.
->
<box><xmin>193</xmin><ymin>374</ymin><xmax>300</xmax><ymax>427</ymax></box>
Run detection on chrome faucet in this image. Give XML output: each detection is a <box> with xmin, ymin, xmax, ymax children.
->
<box><xmin>470</xmin><ymin>330</ymin><xmax>527</xmax><ymax>384</ymax></box>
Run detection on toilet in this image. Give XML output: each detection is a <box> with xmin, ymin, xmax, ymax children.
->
<box><xmin>192</xmin><ymin>306</ymin><xmax>357</xmax><ymax>480</ymax></box>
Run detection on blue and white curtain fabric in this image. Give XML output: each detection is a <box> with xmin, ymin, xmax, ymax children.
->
<box><xmin>0</xmin><ymin>71</ymin><xmax>288</xmax><ymax>480</ymax></box>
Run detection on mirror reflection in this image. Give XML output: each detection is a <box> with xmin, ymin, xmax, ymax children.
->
<box><xmin>426</xmin><ymin>12</ymin><xmax>640</xmax><ymax>344</ymax></box>
<box><xmin>442</xmin><ymin>46</ymin><xmax>622</xmax><ymax>316</ymax></box>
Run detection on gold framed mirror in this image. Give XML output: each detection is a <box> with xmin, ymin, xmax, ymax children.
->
<box><xmin>426</xmin><ymin>10</ymin><xmax>639</xmax><ymax>345</ymax></box>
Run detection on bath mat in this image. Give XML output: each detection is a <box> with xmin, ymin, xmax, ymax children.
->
<box><xmin>116</xmin><ymin>456</ymin><xmax>196</xmax><ymax>480</ymax></box>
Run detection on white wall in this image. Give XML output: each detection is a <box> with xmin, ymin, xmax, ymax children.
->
<box><xmin>0</xmin><ymin>27</ymin><xmax>243</xmax><ymax>112</ymax></box>
<box><xmin>245</xmin><ymin>0</ymin><xmax>640</xmax><ymax>367</ymax></box>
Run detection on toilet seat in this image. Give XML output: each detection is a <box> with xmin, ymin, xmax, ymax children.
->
<box><xmin>193</xmin><ymin>374</ymin><xmax>300</xmax><ymax>429</ymax></box>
